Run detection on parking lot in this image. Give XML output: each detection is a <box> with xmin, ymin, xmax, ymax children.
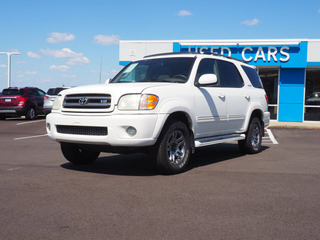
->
<box><xmin>1</xmin><ymin>118</ymin><xmax>320</xmax><ymax>240</ymax></box>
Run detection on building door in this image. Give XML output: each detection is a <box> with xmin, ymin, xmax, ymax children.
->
<box><xmin>258</xmin><ymin>68</ymin><xmax>279</xmax><ymax>120</ymax></box>
<box><xmin>305</xmin><ymin>69</ymin><xmax>320</xmax><ymax>121</ymax></box>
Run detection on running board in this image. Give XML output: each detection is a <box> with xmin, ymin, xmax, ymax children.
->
<box><xmin>195</xmin><ymin>134</ymin><xmax>246</xmax><ymax>148</ymax></box>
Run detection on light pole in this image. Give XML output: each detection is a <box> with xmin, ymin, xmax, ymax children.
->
<box><xmin>0</xmin><ymin>52</ymin><xmax>21</xmax><ymax>88</ymax></box>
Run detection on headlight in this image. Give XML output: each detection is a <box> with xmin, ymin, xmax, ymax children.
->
<box><xmin>52</xmin><ymin>96</ymin><xmax>62</xmax><ymax>110</ymax></box>
<box><xmin>118</xmin><ymin>94</ymin><xmax>159</xmax><ymax>110</ymax></box>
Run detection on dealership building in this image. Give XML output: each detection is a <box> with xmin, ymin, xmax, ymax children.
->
<box><xmin>119</xmin><ymin>39</ymin><xmax>320</xmax><ymax>122</ymax></box>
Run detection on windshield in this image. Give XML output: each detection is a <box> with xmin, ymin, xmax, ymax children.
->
<box><xmin>111</xmin><ymin>57</ymin><xmax>195</xmax><ymax>83</ymax></box>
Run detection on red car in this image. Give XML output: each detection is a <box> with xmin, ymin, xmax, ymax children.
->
<box><xmin>0</xmin><ymin>87</ymin><xmax>46</xmax><ymax>120</ymax></box>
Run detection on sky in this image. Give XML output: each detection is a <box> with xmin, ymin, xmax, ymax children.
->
<box><xmin>1</xmin><ymin>0</ymin><xmax>320</xmax><ymax>92</ymax></box>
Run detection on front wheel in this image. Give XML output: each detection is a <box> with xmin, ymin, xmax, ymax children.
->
<box><xmin>238</xmin><ymin>117</ymin><xmax>263</xmax><ymax>154</ymax></box>
<box><xmin>154</xmin><ymin>121</ymin><xmax>191</xmax><ymax>174</ymax></box>
<box><xmin>61</xmin><ymin>143</ymin><xmax>100</xmax><ymax>164</ymax></box>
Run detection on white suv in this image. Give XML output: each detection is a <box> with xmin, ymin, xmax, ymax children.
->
<box><xmin>46</xmin><ymin>53</ymin><xmax>270</xmax><ymax>174</ymax></box>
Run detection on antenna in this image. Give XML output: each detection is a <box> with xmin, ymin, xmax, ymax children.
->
<box><xmin>0</xmin><ymin>51</ymin><xmax>21</xmax><ymax>88</ymax></box>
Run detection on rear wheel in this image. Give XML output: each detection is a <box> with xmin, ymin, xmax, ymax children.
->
<box><xmin>238</xmin><ymin>117</ymin><xmax>262</xmax><ymax>154</ymax></box>
<box><xmin>26</xmin><ymin>107</ymin><xmax>36</xmax><ymax>120</ymax></box>
<box><xmin>61</xmin><ymin>143</ymin><xmax>100</xmax><ymax>164</ymax></box>
<box><xmin>0</xmin><ymin>115</ymin><xmax>5</xmax><ymax>120</ymax></box>
<box><xmin>154</xmin><ymin>121</ymin><xmax>191</xmax><ymax>174</ymax></box>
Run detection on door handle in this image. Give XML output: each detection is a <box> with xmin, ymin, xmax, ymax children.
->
<box><xmin>245</xmin><ymin>95</ymin><xmax>250</xmax><ymax>100</ymax></box>
<box><xmin>219</xmin><ymin>94</ymin><xmax>225</xmax><ymax>99</ymax></box>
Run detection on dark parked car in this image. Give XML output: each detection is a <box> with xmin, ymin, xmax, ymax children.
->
<box><xmin>0</xmin><ymin>87</ymin><xmax>46</xmax><ymax>120</ymax></box>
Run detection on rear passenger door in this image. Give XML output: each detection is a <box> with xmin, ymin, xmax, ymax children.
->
<box><xmin>217</xmin><ymin>60</ymin><xmax>250</xmax><ymax>133</ymax></box>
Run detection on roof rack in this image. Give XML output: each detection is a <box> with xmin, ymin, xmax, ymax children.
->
<box><xmin>202</xmin><ymin>52</ymin><xmax>247</xmax><ymax>64</ymax></box>
<box><xmin>144</xmin><ymin>51</ymin><xmax>247</xmax><ymax>64</ymax></box>
<box><xmin>144</xmin><ymin>52</ymin><xmax>196</xmax><ymax>58</ymax></box>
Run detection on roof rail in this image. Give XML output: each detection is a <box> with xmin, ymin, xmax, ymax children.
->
<box><xmin>144</xmin><ymin>52</ymin><xmax>196</xmax><ymax>58</ymax></box>
<box><xmin>144</xmin><ymin>51</ymin><xmax>247</xmax><ymax>64</ymax></box>
<box><xmin>202</xmin><ymin>52</ymin><xmax>247</xmax><ymax>63</ymax></box>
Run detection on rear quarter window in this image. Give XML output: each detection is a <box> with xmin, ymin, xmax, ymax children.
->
<box><xmin>242</xmin><ymin>66</ymin><xmax>263</xmax><ymax>88</ymax></box>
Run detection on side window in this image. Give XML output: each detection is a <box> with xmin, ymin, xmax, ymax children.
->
<box><xmin>38</xmin><ymin>90</ymin><xmax>45</xmax><ymax>97</ymax></box>
<box><xmin>196</xmin><ymin>59</ymin><xmax>220</xmax><ymax>86</ymax></box>
<box><xmin>218</xmin><ymin>60</ymin><xmax>244</xmax><ymax>88</ymax></box>
<box><xmin>242</xmin><ymin>66</ymin><xmax>263</xmax><ymax>88</ymax></box>
<box><xmin>29</xmin><ymin>89</ymin><xmax>37</xmax><ymax>96</ymax></box>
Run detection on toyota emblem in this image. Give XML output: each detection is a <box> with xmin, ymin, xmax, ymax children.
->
<box><xmin>79</xmin><ymin>97</ymin><xmax>88</xmax><ymax>105</ymax></box>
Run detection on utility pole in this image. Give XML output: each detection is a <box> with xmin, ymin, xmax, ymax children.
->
<box><xmin>0</xmin><ymin>52</ymin><xmax>21</xmax><ymax>88</ymax></box>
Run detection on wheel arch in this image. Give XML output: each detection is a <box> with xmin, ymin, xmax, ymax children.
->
<box><xmin>157</xmin><ymin>111</ymin><xmax>195</xmax><ymax>153</ymax></box>
<box><xmin>245</xmin><ymin>109</ymin><xmax>265</xmax><ymax>135</ymax></box>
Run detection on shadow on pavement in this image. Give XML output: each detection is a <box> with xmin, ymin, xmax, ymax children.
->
<box><xmin>61</xmin><ymin>143</ymin><xmax>269</xmax><ymax>176</ymax></box>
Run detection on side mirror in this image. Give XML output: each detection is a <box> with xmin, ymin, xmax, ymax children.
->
<box><xmin>198</xmin><ymin>74</ymin><xmax>217</xmax><ymax>86</ymax></box>
<box><xmin>105</xmin><ymin>78</ymin><xmax>111</xmax><ymax>84</ymax></box>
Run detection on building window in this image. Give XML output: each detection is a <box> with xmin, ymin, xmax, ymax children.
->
<box><xmin>258</xmin><ymin>68</ymin><xmax>279</xmax><ymax>120</ymax></box>
<box><xmin>305</xmin><ymin>69</ymin><xmax>320</xmax><ymax>121</ymax></box>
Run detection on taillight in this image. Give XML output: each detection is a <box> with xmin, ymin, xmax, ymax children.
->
<box><xmin>44</xmin><ymin>95</ymin><xmax>49</xmax><ymax>100</ymax></box>
<box><xmin>18</xmin><ymin>97</ymin><xmax>27</xmax><ymax>106</ymax></box>
<box><xmin>265</xmin><ymin>94</ymin><xmax>269</xmax><ymax>104</ymax></box>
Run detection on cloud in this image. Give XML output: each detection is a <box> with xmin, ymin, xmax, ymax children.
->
<box><xmin>49</xmin><ymin>65</ymin><xmax>70</xmax><ymax>72</ymax></box>
<box><xmin>40</xmin><ymin>48</ymin><xmax>90</xmax><ymax>66</ymax></box>
<box><xmin>0</xmin><ymin>64</ymin><xmax>6</xmax><ymax>68</ymax></box>
<box><xmin>177</xmin><ymin>10</ymin><xmax>192</xmax><ymax>16</ymax></box>
<box><xmin>27</xmin><ymin>51</ymin><xmax>41</xmax><ymax>59</ymax></box>
<box><xmin>25</xmin><ymin>71</ymin><xmax>37</xmax><ymax>75</ymax></box>
<box><xmin>62</xmin><ymin>74</ymin><xmax>76</xmax><ymax>78</ymax></box>
<box><xmin>94</xmin><ymin>35</ymin><xmax>120</xmax><ymax>45</ymax></box>
<box><xmin>47</xmin><ymin>32</ymin><xmax>75</xmax><ymax>43</ymax></box>
<box><xmin>38</xmin><ymin>78</ymin><xmax>51</xmax><ymax>83</ymax></box>
<box><xmin>241</xmin><ymin>18</ymin><xmax>259</xmax><ymax>26</ymax></box>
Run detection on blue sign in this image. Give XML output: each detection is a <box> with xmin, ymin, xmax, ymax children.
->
<box><xmin>173</xmin><ymin>42</ymin><xmax>308</xmax><ymax>68</ymax></box>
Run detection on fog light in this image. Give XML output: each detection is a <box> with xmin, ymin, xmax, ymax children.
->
<box><xmin>126</xmin><ymin>126</ymin><xmax>137</xmax><ymax>136</ymax></box>
<box><xmin>46</xmin><ymin>123</ymin><xmax>51</xmax><ymax>131</ymax></box>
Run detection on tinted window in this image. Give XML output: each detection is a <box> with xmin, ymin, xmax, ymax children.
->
<box><xmin>195</xmin><ymin>59</ymin><xmax>220</xmax><ymax>86</ymax></box>
<box><xmin>47</xmin><ymin>88</ymin><xmax>67</xmax><ymax>95</ymax></box>
<box><xmin>242</xmin><ymin>66</ymin><xmax>263</xmax><ymax>88</ymax></box>
<box><xmin>218</xmin><ymin>60</ymin><xmax>244</xmax><ymax>88</ymax></box>
<box><xmin>38</xmin><ymin>90</ymin><xmax>45</xmax><ymax>97</ymax></box>
<box><xmin>29</xmin><ymin>89</ymin><xmax>40</xmax><ymax>96</ymax></box>
<box><xmin>1</xmin><ymin>89</ymin><xmax>25</xmax><ymax>95</ymax></box>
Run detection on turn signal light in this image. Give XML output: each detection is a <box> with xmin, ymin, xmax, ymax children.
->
<box><xmin>140</xmin><ymin>94</ymin><xmax>159</xmax><ymax>110</ymax></box>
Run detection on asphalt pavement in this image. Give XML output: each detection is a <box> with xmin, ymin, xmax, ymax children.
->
<box><xmin>1</xmin><ymin>117</ymin><xmax>320</xmax><ymax>240</ymax></box>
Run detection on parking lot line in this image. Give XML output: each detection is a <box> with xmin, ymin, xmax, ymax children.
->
<box><xmin>266</xmin><ymin>129</ymin><xmax>279</xmax><ymax>144</ymax></box>
<box><xmin>16</xmin><ymin>119</ymin><xmax>46</xmax><ymax>125</ymax></box>
<box><xmin>14</xmin><ymin>134</ymin><xmax>48</xmax><ymax>141</ymax></box>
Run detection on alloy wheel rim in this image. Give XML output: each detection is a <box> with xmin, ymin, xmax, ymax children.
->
<box><xmin>251</xmin><ymin>124</ymin><xmax>260</xmax><ymax>150</ymax></box>
<box><xmin>166</xmin><ymin>130</ymin><xmax>186</xmax><ymax>165</ymax></box>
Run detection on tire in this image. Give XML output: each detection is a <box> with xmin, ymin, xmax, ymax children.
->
<box><xmin>0</xmin><ymin>115</ymin><xmax>5</xmax><ymax>120</ymax></box>
<box><xmin>26</xmin><ymin>107</ymin><xmax>36</xmax><ymax>120</ymax></box>
<box><xmin>238</xmin><ymin>117</ymin><xmax>262</xmax><ymax>154</ymax></box>
<box><xmin>154</xmin><ymin>121</ymin><xmax>191</xmax><ymax>174</ymax></box>
<box><xmin>60</xmin><ymin>143</ymin><xmax>100</xmax><ymax>164</ymax></box>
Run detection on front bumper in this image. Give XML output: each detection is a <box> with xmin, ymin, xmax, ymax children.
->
<box><xmin>46</xmin><ymin>112</ymin><xmax>168</xmax><ymax>147</ymax></box>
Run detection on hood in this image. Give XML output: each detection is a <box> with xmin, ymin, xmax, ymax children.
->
<box><xmin>60</xmin><ymin>82</ymin><xmax>174</xmax><ymax>105</ymax></box>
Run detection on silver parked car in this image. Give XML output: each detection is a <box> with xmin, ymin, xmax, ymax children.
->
<box><xmin>44</xmin><ymin>87</ymin><xmax>70</xmax><ymax>115</ymax></box>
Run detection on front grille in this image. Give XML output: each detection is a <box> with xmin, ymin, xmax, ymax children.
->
<box><xmin>63</xmin><ymin>94</ymin><xmax>111</xmax><ymax>109</ymax></box>
<box><xmin>56</xmin><ymin>125</ymin><xmax>108</xmax><ymax>136</ymax></box>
